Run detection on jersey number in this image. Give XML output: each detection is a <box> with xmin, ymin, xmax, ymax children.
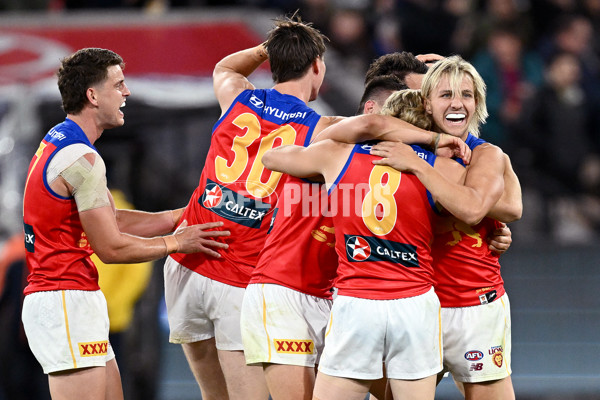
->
<box><xmin>214</xmin><ymin>113</ymin><xmax>297</xmax><ymax>198</ymax></box>
<box><xmin>362</xmin><ymin>165</ymin><xmax>401</xmax><ymax>236</ymax></box>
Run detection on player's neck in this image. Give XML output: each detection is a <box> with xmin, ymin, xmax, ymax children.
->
<box><xmin>67</xmin><ymin>113</ymin><xmax>103</xmax><ymax>144</ymax></box>
<box><xmin>272</xmin><ymin>79</ymin><xmax>314</xmax><ymax>104</ymax></box>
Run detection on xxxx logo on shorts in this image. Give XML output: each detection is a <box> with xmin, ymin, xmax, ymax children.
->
<box><xmin>78</xmin><ymin>341</ymin><xmax>109</xmax><ymax>357</ymax></box>
<box><xmin>344</xmin><ymin>234</ymin><xmax>419</xmax><ymax>267</ymax></box>
<box><xmin>200</xmin><ymin>179</ymin><xmax>273</xmax><ymax>229</ymax></box>
<box><xmin>273</xmin><ymin>339</ymin><xmax>314</xmax><ymax>354</ymax></box>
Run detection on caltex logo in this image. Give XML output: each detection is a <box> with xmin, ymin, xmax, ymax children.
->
<box><xmin>203</xmin><ymin>183</ymin><xmax>223</xmax><ymax>208</ymax></box>
<box><xmin>346</xmin><ymin>236</ymin><xmax>371</xmax><ymax>261</ymax></box>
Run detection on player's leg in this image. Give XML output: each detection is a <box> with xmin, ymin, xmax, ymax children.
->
<box><xmin>164</xmin><ymin>258</ymin><xmax>231</xmax><ymax>398</ymax></box>
<box><xmin>241</xmin><ymin>284</ymin><xmax>331</xmax><ymax>400</ymax></box>
<box><xmin>463</xmin><ymin>376</ymin><xmax>515</xmax><ymax>400</ymax></box>
<box><xmin>48</xmin><ymin>365</ymin><xmax>123</xmax><ymax>400</ymax></box>
<box><xmin>218</xmin><ymin>349</ymin><xmax>269</xmax><ymax>400</ymax></box>
<box><xmin>105</xmin><ymin>358</ymin><xmax>125</xmax><ymax>400</ymax></box>
<box><xmin>182</xmin><ymin>339</ymin><xmax>229</xmax><ymax>400</ymax></box>
<box><xmin>388</xmin><ymin>375</ymin><xmax>436</xmax><ymax>400</ymax></box>
<box><xmin>442</xmin><ymin>294</ymin><xmax>513</xmax><ymax>400</ymax></box>
<box><xmin>263</xmin><ymin>363</ymin><xmax>316</xmax><ymax>400</ymax></box>
<box><xmin>23</xmin><ymin>290</ymin><xmax>121</xmax><ymax>400</ymax></box>
<box><xmin>368</xmin><ymin>365</ymin><xmax>388</xmax><ymax>400</ymax></box>
<box><xmin>384</xmin><ymin>289</ymin><xmax>442</xmax><ymax>400</ymax></box>
<box><xmin>313</xmin><ymin>372</ymin><xmax>371</xmax><ymax>400</ymax></box>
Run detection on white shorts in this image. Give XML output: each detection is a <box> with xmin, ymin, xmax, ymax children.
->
<box><xmin>164</xmin><ymin>256</ymin><xmax>245</xmax><ymax>350</ymax></box>
<box><xmin>318</xmin><ymin>288</ymin><xmax>442</xmax><ymax>380</ymax></box>
<box><xmin>441</xmin><ymin>293</ymin><xmax>512</xmax><ymax>383</ymax></box>
<box><xmin>22</xmin><ymin>290</ymin><xmax>115</xmax><ymax>374</ymax></box>
<box><xmin>241</xmin><ymin>283</ymin><xmax>332</xmax><ymax>367</ymax></box>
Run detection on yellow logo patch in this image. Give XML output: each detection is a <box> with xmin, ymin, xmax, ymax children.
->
<box><xmin>78</xmin><ymin>341</ymin><xmax>109</xmax><ymax>357</ymax></box>
<box><xmin>273</xmin><ymin>339</ymin><xmax>314</xmax><ymax>354</ymax></box>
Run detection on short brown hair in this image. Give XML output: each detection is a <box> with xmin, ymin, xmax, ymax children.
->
<box><xmin>57</xmin><ymin>48</ymin><xmax>124</xmax><ymax>114</ymax></box>
<box><xmin>266</xmin><ymin>13</ymin><xmax>328</xmax><ymax>83</ymax></box>
<box><xmin>365</xmin><ymin>51</ymin><xmax>428</xmax><ymax>86</ymax></box>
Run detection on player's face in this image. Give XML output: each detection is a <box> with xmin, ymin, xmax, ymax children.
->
<box><xmin>424</xmin><ymin>74</ymin><xmax>475</xmax><ymax>141</ymax></box>
<box><xmin>95</xmin><ymin>65</ymin><xmax>131</xmax><ymax>129</ymax></box>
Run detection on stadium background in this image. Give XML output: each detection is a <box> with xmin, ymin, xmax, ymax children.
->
<box><xmin>0</xmin><ymin>1</ymin><xmax>598</xmax><ymax>399</ymax></box>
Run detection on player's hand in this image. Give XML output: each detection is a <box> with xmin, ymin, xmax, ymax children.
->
<box><xmin>370</xmin><ymin>141</ymin><xmax>421</xmax><ymax>172</ymax></box>
<box><xmin>173</xmin><ymin>220</ymin><xmax>230</xmax><ymax>258</ymax></box>
<box><xmin>415</xmin><ymin>53</ymin><xmax>445</xmax><ymax>65</ymax></box>
<box><xmin>487</xmin><ymin>222</ymin><xmax>512</xmax><ymax>255</ymax></box>
<box><xmin>436</xmin><ymin>133</ymin><xmax>471</xmax><ymax>164</ymax></box>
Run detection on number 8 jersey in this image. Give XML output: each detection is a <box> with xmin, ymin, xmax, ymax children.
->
<box><xmin>171</xmin><ymin>89</ymin><xmax>322</xmax><ymax>287</ymax></box>
<box><xmin>330</xmin><ymin>143</ymin><xmax>439</xmax><ymax>300</ymax></box>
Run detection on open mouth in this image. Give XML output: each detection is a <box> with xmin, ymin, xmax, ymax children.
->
<box><xmin>445</xmin><ymin>113</ymin><xmax>466</xmax><ymax>125</ymax></box>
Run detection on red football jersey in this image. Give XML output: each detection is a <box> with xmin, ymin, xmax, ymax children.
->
<box><xmin>331</xmin><ymin>143</ymin><xmax>438</xmax><ymax>300</ymax></box>
<box><xmin>432</xmin><ymin>216</ymin><xmax>505</xmax><ymax>307</ymax></box>
<box><xmin>23</xmin><ymin>119</ymin><xmax>99</xmax><ymax>295</ymax></box>
<box><xmin>171</xmin><ymin>89</ymin><xmax>322</xmax><ymax>287</ymax></box>
<box><xmin>250</xmin><ymin>176</ymin><xmax>338</xmax><ymax>299</ymax></box>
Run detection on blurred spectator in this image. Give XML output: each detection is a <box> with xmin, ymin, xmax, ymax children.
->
<box><xmin>369</xmin><ymin>0</ymin><xmax>402</xmax><ymax>56</ymax></box>
<box><xmin>518</xmin><ymin>52</ymin><xmax>600</xmax><ymax>242</ymax></box>
<box><xmin>538</xmin><ymin>14</ymin><xmax>600</xmax><ymax>129</ymax></box>
<box><xmin>327</xmin><ymin>7</ymin><xmax>376</xmax><ymax>74</ymax></box>
<box><xmin>529</xmin><ymin>0</ymin><xmax>582</xmax><ymax>42</ymax></box>
<box><xmin>397</xmin><ymin>0</ymin><xmax>475</xmax><ymax>56</ymax></box>
<box><xmin>471</xmin><ymin>24</ymin><xmax>544</xmax><ymax>148</ymax></box>
<box><xmin>467</xmin><ymin>0</ymin><xmax>535</xmax><ymax>58</ymax></box>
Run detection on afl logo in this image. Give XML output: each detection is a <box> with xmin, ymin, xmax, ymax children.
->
<box><xmin>346</xmin><ymin>236</ymin><xmax>371</xmax><ymax>261</ymax></box>
<box><xmin>202</xmin><ymin>183</ymin><xmax>223</xmax><ymax>208</ymax></box>
<box><xmin>249</xmin><ymin>94</ymin><xmax>264</xmax><ymax>109</ymax></box>
<box><xmin>464</xmin><ymin>350</ymin><xmax>484</xmax><ymax>361</ymax></box>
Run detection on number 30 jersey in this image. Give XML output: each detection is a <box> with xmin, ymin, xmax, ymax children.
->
<box><xmin>171</xmin><ymin>89</ymin><xmax>321</xmax><ymax>287</ymax></box>
<box><xmin>330</xmin><ymin>143</ymin><xmax>438</xmax><ymax>300</ymax></box>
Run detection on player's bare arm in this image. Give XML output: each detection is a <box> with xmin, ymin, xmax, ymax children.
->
<box><xmin>312</xmin><ymin>114</ymin><xmax>471</xmax><ymax>163</ymax></box>
<box><xmin>262</xmin><ymin>139</ymin><xmax>352</xmax><ymax>187</ymax></box>
<box><xmin>114</xmin><ymin>206</ymin><xmax>185</xmax><ymax>237</ymax></box>
<box><xmin>213</xmin><ymin>43</ymin><xmax>268</xmax><ymax>113</ymax></box>
<box><xmin>371</xmin><ymin>141</ymin><xmax>504</xmax><ymax>225</ymax></box>
<box><xmin>56</xmin><ymin>152</ymin><xmax>230</xmax><ymax>263</ymax></box>
<box><xmin>487</xmin><ymin>153</ymin><xmax>523</xmax><ymax>223</ymax></box>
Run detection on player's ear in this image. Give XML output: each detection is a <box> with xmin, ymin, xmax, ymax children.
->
<box><xmin>87</xmin><ymin>87</ymin><xmax>99</xmax><ymax>106</ymax></box>
<box><xmin>424</xmin><ymin>99</ymin><xmax>432</xmax><ymax>114</ymax></box>
<box><xmin>363</xmin><ymin>100</ymin><xmax>375</xmax><ymax>115</ymax></box>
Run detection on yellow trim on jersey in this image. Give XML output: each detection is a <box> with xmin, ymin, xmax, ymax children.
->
<box><xmin>61</xmin><ymin>290</ymin><xmax>78</xmax><ymax>368</ymax></box>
